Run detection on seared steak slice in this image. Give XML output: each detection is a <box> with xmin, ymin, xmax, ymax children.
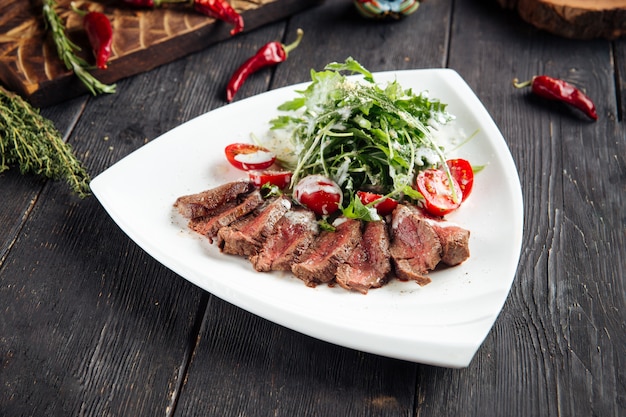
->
<box><xmin>336</xmin><ymin>220</ymin><xmax>391</xmax><ymax>294</ymax></box>
<box><xmin>250</xmin><ymin>209</ymin><xmax>319</xmax><ymax>272</ymax></box>
<box><xmin>291</xmin><ymin>218</ymin><xmax>361</xmax><ymax>287</ymax></box>
<box><xmin>218</xmin><ymin>196</ymin><xmax>292</xmax><ymax>257</ymax></box>
<box><xmin>389</xmin><ymin>204</ymin><xmax>441</xmax><ymax>286</ymax></box>
<box><xmin>174</xmin><ymin>180</ymin><xmax>254</xmax><ymax>219</ymax></box>
<box><xmin>420</xmin><ymin>214</ymin><xmax>470</xmax><ymax>266</ymax></box>
<box><xmin>188</xmin><ymin>190</ymin><xmax>264</xmax><ymax>242</ymax></box>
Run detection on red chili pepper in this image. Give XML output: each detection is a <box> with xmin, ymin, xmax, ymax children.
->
<box><xmin>193</xmin><ymin>0</ymin><xmax>244</xmax><ymax>36</ymax></box>
<box><xmin>84</xmin><ymin>12</ymin><xmax>113</xmax><ymax>69</ymax></box>
<box><xmin>513</xmin><ymin>75</ymin><xmax>598</xmax><ymax>121</ymax></box>
<box><xmin>226</xmin><ymin>28</ymin><xmax>304</xmax><ymax>102</ymax></box>
<box><xmin>73</xmin><ymin>6</ymin><xmax>113</xmax><ymax>70</ymax></box>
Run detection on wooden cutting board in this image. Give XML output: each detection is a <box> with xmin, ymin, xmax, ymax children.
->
<box><xmin>497</xmin><ymin>0</ymin><xmax>626</xmax><ymax>40</ymax></box>
<box><xmin>0</xmin><ymin>0</ymin><xmax>323</xmax><ymax>107</ymax></box>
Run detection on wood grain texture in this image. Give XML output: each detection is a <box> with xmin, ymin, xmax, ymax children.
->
<box><xmin>616</xmin><ymin>40</ymin><xmax>626</xmax><ymax>121</ymax></box>
<box><xmin>0</xmin><ymin>55</ymin><xmax>215</xmax><ymax>414</ymax></box>
<box><xmin>177</xmin><ymin>300</ymin><xmax>417</xmax><ymax>417</ymax></box>
<box><xmin>0</xmin><ymin>0</ymin><xmax>323</xmax><ymax>106</ymax></box>
<box><xmin>429</xmin><ymin>1</ymin><xmax>625</xmax><ymax>416</ymax></box>
<box><xmin>0</xmin><ymin>191</ymin><xmax>208</xmax><ymax>416</ymax></box>
<box><xmin>270</xmin><ymin>0</ymin><xmax>451</xmax><ymax>81</ymax></box>
<box><xmin>496</xmin><ymin>0</ymin><xmax>626</xmax><ymax>40</ymax></box>
<box><xmin>0</xmin><ymin>171</ymin><xmax>41</xmax><ymax>263</ymax></box>
<box><xmin>0</xmin><ymin>0</ymin><xmax>624</xmax><ymax>416</ymax></box>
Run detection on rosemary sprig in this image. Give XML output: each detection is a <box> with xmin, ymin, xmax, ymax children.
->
<box><xmin>42</xmin><ymin>0</ymin><xmax>116</xmax><ymax>95</ymax></box>
<box><xmin>0</xmin><ymin>85</ymin><xmax>91</xmax><ymax>198</ymax></box>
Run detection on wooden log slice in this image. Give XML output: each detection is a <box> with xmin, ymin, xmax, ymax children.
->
<box><xmin>0</xmin><ymin>0</ymin><xmax>324</xmax><ymax>106</ymax></box>
<box><xmin>496</xmin><ymin>0</ymin><xmax>626</xmax><ymax>40</ymax></box>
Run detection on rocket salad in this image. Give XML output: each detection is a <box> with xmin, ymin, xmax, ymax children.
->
<box><xmin>225</xmin><ymin>58</ymin><xmax>473</xmax><ymax>220</ymax></box>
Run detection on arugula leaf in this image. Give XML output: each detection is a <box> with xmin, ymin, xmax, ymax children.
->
<box><xmin>342</xmin><ymin>193</ymin><xmax>381</xmax><ymax>222</ymax></box>
<box><xmin>401</xmin><ymin>185</ymin><xmax>423</xmax><ymax>201</ymax></box>
<box><xmin>318</xmin><ymin>218</ymin><xmax>336</xmax><ymax>232</ymax></box>
<box><xmin>267</xmin><ymin>58</ymin><xmax>454</xmax><ymax>210</ymax></box>
<box><xmin>324</xmin><ymin>57</ymin><xmax>374</xmax><ymax>83</ymax></box>
<box><xmin>260</xmin><ymin>183</ymin><xmax>283</xmax><ymax>198</ymax></box>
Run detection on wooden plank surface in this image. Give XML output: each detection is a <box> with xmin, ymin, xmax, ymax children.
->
<box><xmin>0</xmin><ymin>0</ymin><xmax>322</xmax><ymax>106</ymax></box>
<box><xmin>438</xmin><ymin>1</ymin><xmax>625</xmax><ymax>416</ymax></box>
<box><xmin>0</xmin><ymin>0</ymin><xmax>624</xmax><ymax>416</ymax></box>
<box><xmin>0</xmin><ymin>61</ymin><xmax>211</xmax><ymax>415</ymax></box>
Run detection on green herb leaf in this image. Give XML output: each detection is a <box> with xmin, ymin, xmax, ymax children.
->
<box><xmin>266</xmin><ymin>58</ymin><xmax>454</xmax><ymax>208</ymax></box>
<box><xmin>324</xmin><ymin>57</ymin><xmax>374</xmax><ymax>83</ymax></box>
<box><xmin>42</xmin><ymin>0</ymin><xmax>116</xmax><ymax>95</ymax></box>
<box><xmin>472</xmin><ymin>164</ymin><xmax>486</xmax><ymax>174</ymax></box>
<box><xmin>260</xmin><ymin>183</ymin><xmax>283</xmax><ymax>198</ymax></box>
<box><xmin>318</xmin><ymin>218</ymin><xmax>336</xmax><ymax>232</ymax></box>
<box><xmin>401</xmin><ymin>185</ymin><xmax>423</xmax><ymax>201</ymax></box>
<box><xmin>342</xmin><ymin>193</ymin><xmax>381</xmax><ymax>222</ymax></box>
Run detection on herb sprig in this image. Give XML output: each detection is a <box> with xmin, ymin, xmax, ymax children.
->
<box><xmin>42</xmin><ymin>0</ymin><xmax>116</xmax><ymax>95</ymax></box>
<box><xmin>0</xmin><ymin>86</ymin><xmax>91</xmax><ymax>198</ymax></box>
<box><xmin>268</xmin><ymin>57</ymin><xmax>453</xmax><ymax>207</ymax></box>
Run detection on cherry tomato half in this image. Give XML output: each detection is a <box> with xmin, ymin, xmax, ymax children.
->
<box><xmin>293</xmin><ymin>175</ymin><xmax>343</xmax><ymax>216</ymax></box>
<box><xmin>446</xmin><ymin>158</ymin><xmax>474</xmax><ymax>201</ymax></box>
<box><xmin>224</xmin><ymin>143</ymin><xmax>276</xmax><ymax>171</ymax></box>
<box><xmin>415</xmin><ymin>168</ymin><xmax>463</xmax><ymax>216</ymax></box>
<box><xmin>356</xmin><ymin>191</ymin><xmax>398</xmax><ymax>216</ymax></box>
<box><xmin>248</xmin><ymin>170</ymin><xmax>292</xmax><ymax>189</ymax></box>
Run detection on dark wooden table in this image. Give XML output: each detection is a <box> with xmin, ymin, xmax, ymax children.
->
<box><xmin>1</xmin><ymin>0</ymin><xmax>624</xmax><ymax>415</ymax></box>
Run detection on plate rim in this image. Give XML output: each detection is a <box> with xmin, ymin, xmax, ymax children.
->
<box><xmin>90</xmin><ymin>68</ymin><xmax>524</xmax><ymax>368</ymax></box>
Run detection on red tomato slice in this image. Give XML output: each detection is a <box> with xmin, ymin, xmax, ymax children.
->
<box><xmin>415</xmin><ymin>168</ymin><xmax>463</xmax><ymax>216</ymax></box>
<box><xmin>248</xmin><ymin>170</ymin><xmax>292</xmax><ymax>189</ymax></box>
<box><xmin>356</xmin><ymin>191</ymin><xmax>398</xmax><ymax>216</ymax></box>
<box><xmin>224</xmin><ymin>143</ymin><xmax>276</xmax><ymax>171</ymax></box>
<box><xmin>446</xmin><ymin>158</ymin><xmax>474</xmax><ymax>201</ymax></box>
<box><xmin>293</xmin><ymin>175</ymin><xmax>343</xmax><ymax>216</ymax></box>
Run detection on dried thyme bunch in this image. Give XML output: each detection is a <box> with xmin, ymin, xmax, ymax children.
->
<box><xmin>0</xmin><ymin>86</ymin><xmax>91</xmax><ymax>198</ymax></box>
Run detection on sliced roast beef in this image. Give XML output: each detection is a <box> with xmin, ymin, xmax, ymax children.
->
<box><xmin>419</xmin><ymin>213</ymin><xmax>470</xmax><ymax>266</ymax></box>
<box><xmin>188</xmin><ymin>190</ymin><xmax>264</xmax><ymax>243</ymax></box>
<box><xmin>250</xmin><ymin>208</ymin><xmax>319</xmax><ymax>272</ymax></box>
<box><xmin>335</xmin><ymin>219</ymin><xmax>391</xmax><ymax>294</ymax></box>
<box><xmin>217</xmin><ymin>196</ymin><xmax>292</xmax><ymax>257</ymax></box>
<box><xmin>175</xmin><ymin>179</ymin><xmax>471</xmax><ymax>293</ymax></box>
<box><xmin>174</xmin><ymin>180</ymin><xmax>254</xmax><ymax>219</ymax></box>
<box><xmin>389</xmin><ymin>204</ymin><xmax>442</xmax><ymax>286</ymax></box>
<box><xmin>291</xmin><ymin>218</ymin><xmax>362</xmax><ymax>287</ymax></box>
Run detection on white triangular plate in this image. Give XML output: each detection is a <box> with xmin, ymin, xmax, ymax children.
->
<box><xmin>91</xmin><ymin>69</ymin><xmax>523</xmax><ymax>368</ymax></box>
